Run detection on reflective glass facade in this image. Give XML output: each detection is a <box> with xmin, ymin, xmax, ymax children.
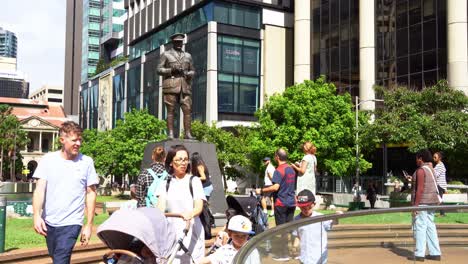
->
<box><xmin>376</xmin><ymin>0</ymin><xmax>447</xmax><ymax>90</ymax></box>
<box><xmin>311</xmin><ymin>0</ymin><xmax>360</xmax><ymax>96</ymax></box>
<box><xmin>0</xmin><ymin>28</ymin><xmax>17</xmax><ymax>58</ymax></box>
<box><xmin>89</xmin><ymin>82</ymin><xmax>99</xmax><ymax>129</ymax></box>
<box><xmin>82</xmin><ymin>0</ymin><xmax>102</xmax><ymax>83</ymax></box>
<box><xmin>217</xmin><ymin>36</ymin><xmax>260</xmax><ymax>114</ymax></box>
<box><xmin>126</xmin><ymin>64</ymin><xmax>141</xmax><ymax>111</ymax></box>
<box><xmin>143</xmin><ymin>51</ymin><xmax>160</xmax><ymax>118</ymax></box>
<box><xmin>101</xmin><ymin>0</ymin><xmax>125</xmax><ymax>60</ymax></box>
<box><xmin>186</xmin><ymin>35</ymin><xmax>208</xmax><ymax>122</ymax></box>
<box><xmin>112</xmin><ymin>68</ymin><xmax>126</xmax><ymax>126</ymax></box>
<box><xmin>80</xmin><ymin>86</ymin><xmax>89</xmax><ymax>129</ymax></box>
<box><xmin>129</xmin><ymin>1</ymin><xmax>261</xmax><ymax>59</ymax></box>
<box><xmin>130</xmin><ymin>6</ymin><xmax>209</xmax><ymax>59</ymax></box>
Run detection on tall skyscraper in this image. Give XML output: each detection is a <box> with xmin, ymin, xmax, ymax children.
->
<box><xmin>101</xmin><ymin>0</ymin><xmax>126</xmax><ymax>62</ymax></box>
<box><xmin>0</xmin><ymin>27</ymin><xmax>17</xmax><ymax>58</ymax></box>
<box><xmin>64</xmin><ymin>0</ymin><xmax>83</xmax><ymax>115</ymax></box>
<box><xmin>81</xmin><ymin>0</ymin><xmax>102</xmax><ymax>83</ymax></box>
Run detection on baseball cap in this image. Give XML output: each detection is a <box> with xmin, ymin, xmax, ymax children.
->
<box><xmin>228</xmin><ymin>215</ymin><xmax>255</xmax><ymax>234</ymax></box>
<box><xmin>263</xmin><ymin>157</ymin><xmax>271</xmax><ymax>161</ymax></box>
<box><xmin>296</xmin><ymin>189</ymin><xmax>315</xmax><ymax>207</ymax></box>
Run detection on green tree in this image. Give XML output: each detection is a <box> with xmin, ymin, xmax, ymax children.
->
<box><xmin>360</xmin><ymin>81</ymin><xmax>468</xmax><ymax>178</ymax></box>
<box><xmin>81</xmin><ymin>109</ymin><xmax>167</xmax><ymax>181</ymax></box>
<box><xmin>0</xmin><ymin>104</ymin><xmax>29</xmax><ymax>181</ymax></box>
<box><xmin>251</xmin><ymin>78</ymin><xmax>372</xmax><ymax>177</ymax></box>
<box><xmin>191</xmin><ymin>121</ymin><xmax>251</xmax><ymax>180</ymax></box>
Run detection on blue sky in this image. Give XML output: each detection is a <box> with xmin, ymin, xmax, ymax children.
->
<box><xmin>2</xmin><ymin>0</ymin><xmax>66</xmax><ymax>93</ymax></box>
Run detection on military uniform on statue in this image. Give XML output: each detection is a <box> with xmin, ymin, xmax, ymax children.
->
<box><xmin>157</xmin><ymin>33</ymin><xmax>195</xmax><ymax>139</ymax></box>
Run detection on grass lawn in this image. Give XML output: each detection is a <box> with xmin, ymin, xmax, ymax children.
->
<box><xmin>5</xmin><ymin>214</ymin><xmax>110</xmax><ymax>251</ymax></box>
<box><xmin>96</xmin><ymin>194</ymin><xmax>130</xmax><ymax>203</ymax></box>
<box><xmin>7</xmin><ymin>208</ymin><xmax>468</xmax><ymax>251</ymax></box>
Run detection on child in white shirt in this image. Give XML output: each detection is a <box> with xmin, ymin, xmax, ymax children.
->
<box><xmin>201</xmin><ymin>215</ymin><xmax>260</xmax><ymax>264</ymax></box>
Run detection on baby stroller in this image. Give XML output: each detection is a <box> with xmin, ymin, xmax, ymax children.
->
<box><xmin>226</xmin><ymin>193</ymin><xmax>269</xmax><ymax>235</ymax></box>
<box><xmin>97</xmin><ymin>207</ymin><xmax>191</xmax><ymax>264</ymax></box>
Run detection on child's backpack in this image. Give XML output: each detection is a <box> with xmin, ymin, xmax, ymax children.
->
<box><xmin>145</xmin><ymin>169</ymin><xmax>168</xmax><ymax>207</ymax></box>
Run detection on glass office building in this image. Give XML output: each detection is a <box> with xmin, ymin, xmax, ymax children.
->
<box><xmin>80</xmin><ymin>0</ymin><xmax>467</xmax><ymax>133</ymax></box>
<box><xmin>0</xmin><ymin>27</ymin><xmax>17</xmax><ymax>58</ymax></box>
<box><xmin>101</xmin><ymin>0</ymin><xmax>126</xmax><ymax>61</ymax></box>
<box><xmin>81</xmin><ymin>0</ymin><xmax>102</xmax><ymax>83</ymax></box>
<box><xmin>81</xmin><ymin>0</ymin><xmax>294</xmax><ymax>130</ymax></box>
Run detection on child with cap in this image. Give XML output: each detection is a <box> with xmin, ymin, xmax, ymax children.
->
<box><xmin>292</xmin><ymin>189</ymin><xmax>342</xmax><ymax>264</ymax></box>
<box><xmin>200</xmin><ymin>215</ymin><xmax>260</xmax><ymax>264</ymax></box>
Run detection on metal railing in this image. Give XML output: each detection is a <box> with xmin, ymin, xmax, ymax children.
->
<box><xmin>233</xmin><ymin>204</ymin><xmax>468</xmax><ymax>263</ymax></box>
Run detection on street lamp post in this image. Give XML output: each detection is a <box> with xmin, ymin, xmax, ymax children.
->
<box><xmin>355</xmin><ymin>96</ymin><xmax>384</xmax><ymax>189</ymax></box>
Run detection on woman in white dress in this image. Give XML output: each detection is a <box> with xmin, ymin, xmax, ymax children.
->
<box><xmin>156</xmin><ymin>145</ymin><xmax>206</xmax><ymax>263</ymax></box>
<box><xmin>292</xmin><ymin>141</ymin><xmax>318</xmax><ymax>194</ymax></box>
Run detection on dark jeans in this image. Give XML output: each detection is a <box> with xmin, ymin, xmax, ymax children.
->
<box><xmin>274</xmin><ymin>206</ymin><xmax>296</xmax><ymax>257</ymax></box>
<box><xmin>274</xmin><ymin>206</ymin><xmax>295</xmax><ymax>225</ymax></box>
<box><xmin>46</xmin><ymin>224</ymin><xmax>81</xmax><ymax>264</ymax></box>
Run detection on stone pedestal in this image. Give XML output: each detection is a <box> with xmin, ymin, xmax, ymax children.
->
<box><xmin>142</xmin><ymin>139</ymin><xmax>228</xmax><ymax>225</ymax></box>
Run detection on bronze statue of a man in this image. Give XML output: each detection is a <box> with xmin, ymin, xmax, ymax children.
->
<box><xmin>157</xmin><ymin>33</ymin><xmax>195</xmax><ymax>139</ymax></box>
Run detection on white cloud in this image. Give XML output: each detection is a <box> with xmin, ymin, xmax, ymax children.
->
<box><xmin>1</xmin><ymin>0</ymin><xmax>67</xmax><ymax>92</ymax></box>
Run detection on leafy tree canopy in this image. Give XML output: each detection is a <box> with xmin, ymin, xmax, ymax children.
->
<box><xmin>81</xmin><ymin>109</ymin><xmax>167</xmax><ymax>179</ymax></box>
<box><xmin>360</xmin><ymin>81</ymin><xmax>468</xmax><ymax>178</ymax></box>
<box><xmin>251</xmin><ymin>78</ymin><xmax>371</xmax><ymax>177</ymax></box>
<box><xmin>0</xmin><ymin>104</ymin><xmax>30</xmax><ymax>180</ymax></box>
<box><xmin>191</xmin><ymin>121</ymin><xmax>251</xmax><ymax>180</ymax></box>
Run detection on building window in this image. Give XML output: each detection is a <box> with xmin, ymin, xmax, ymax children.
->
<box><xmin>143</xmin><ymin>53</ymin><xmax>160</xmax><ymax>118</ymax></box>
<box><xmin>127</xmin><ymin>65</ymin><xmax>141</xmax><ymax>111</ymax></box>
<box><xmin>186</xmin><ymin>35</ymin><xmax>208</xmax><ymax>122</ymax></box>
<box><xmin>113</xmin><ymin>71</ymin><xmax>125</xmax><ymax>127</ymax></box>
<box><xmin>217</xmin><ymin>36</ymin><xmax>260</xmax><ymax>114</ymax></box>
<box><xmin>312</xmin><ymin>0</ymin><xmax>360</xmax><ymax>96</ymax></box>
<box><xmin>80</xmin><ymin>85</ymin><xmax>89</xmax><ymax>129</ymax></box>
<box><xmin>213</xmin><ymin>2</ymin><xmax>260</xmax><ymax>29</ymax></box>
<box><xmin>376</xmin><ymin>0</ymin><xmax>447</xmax><ymax>90</ymax></box>
<box><xmin>89</xmin><ymin>83</ymin><xmax>99</xmax><ymax>129</ymax></box>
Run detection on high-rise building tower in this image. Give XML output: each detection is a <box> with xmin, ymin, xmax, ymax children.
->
<box><xmin>64</xmin><ymin>0</ymin><xmax>83</xmax><ymax>115</ymax></box>
<box><xmin>101</xmin><ymin>0</ymin><xmax>126</xmax><ymax>62</ymax></box>
<box><xmin>0</xmin><ymin>27</ymin><xmax>17</xmax><ymax>58</ymax></box>
<box><xmin>81</xmin><ymin>0</ymin><xmax>102</xmax><ymax>83</ymax></box>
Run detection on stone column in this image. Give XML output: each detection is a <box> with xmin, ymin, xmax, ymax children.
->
<box><xmin>447</xmin><ymin>0</ymin><xmax>468</xmax><ymax>95</ymax></box>
<box><xmin>359</xmin><ymin>0</ymin><xmax>376</xmax><ymax>110</ymax></box>
<box><xmin>294</xmin><ymin>0</ymin><xmax>311</xmax><ymax>83</ymax></box>
<box><xmin>206</xmin><ymin>21</ymin><xmax>218</xmax><ymax>123</ymax></box>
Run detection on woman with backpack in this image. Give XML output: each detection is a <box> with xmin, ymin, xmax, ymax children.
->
<box><xmin>191</xmin><ymin>152</ymin><xmax>214</xmax><ymax>200</ymax></box>
<box><xmin>156</xmin><ymin>145</ymin><xmax>206</xmax><ymax>264</ymax></box>
<box><xmin>135</xmin><ymin>146</ymin><xmax>166</xmax><ymax>208</ymax></box>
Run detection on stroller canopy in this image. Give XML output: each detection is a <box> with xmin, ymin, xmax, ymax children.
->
<box><xmin>226</xmin><ymin>195</ymin><xmax>258</xmax><ymax>218</ymax></box>
<box><xmin>97</xmin><ymin>207</ymin><xmax>177</xmax><ymax>260</ymax></box>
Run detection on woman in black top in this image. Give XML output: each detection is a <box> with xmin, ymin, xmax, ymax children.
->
<box><xmin>191</xmin><ymin>152</ymin><xmax>214</xmax><ymax>200</ymax></box>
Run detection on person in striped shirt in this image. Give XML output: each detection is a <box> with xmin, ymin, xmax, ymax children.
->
<box><xmin>433</xmin><ymin>151</ymin><xmax>447</xmax><ymax>216</ymax></box>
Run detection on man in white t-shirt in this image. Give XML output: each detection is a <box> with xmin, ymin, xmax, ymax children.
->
<box><xmin>261</xmin><ymin>157</ymin><xmax>275</xmax><ymax>217</ymax></box>
<box><xmin>32</xmin><ymin>121</ymin><xmax>99</xmax><ymax>263</ymax></box>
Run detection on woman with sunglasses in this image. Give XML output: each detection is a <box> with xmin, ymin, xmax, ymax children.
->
<box><xmin>156</xmin><ymin>145</ymin><xmax>206</xmax><ymax>264</ymax></box>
